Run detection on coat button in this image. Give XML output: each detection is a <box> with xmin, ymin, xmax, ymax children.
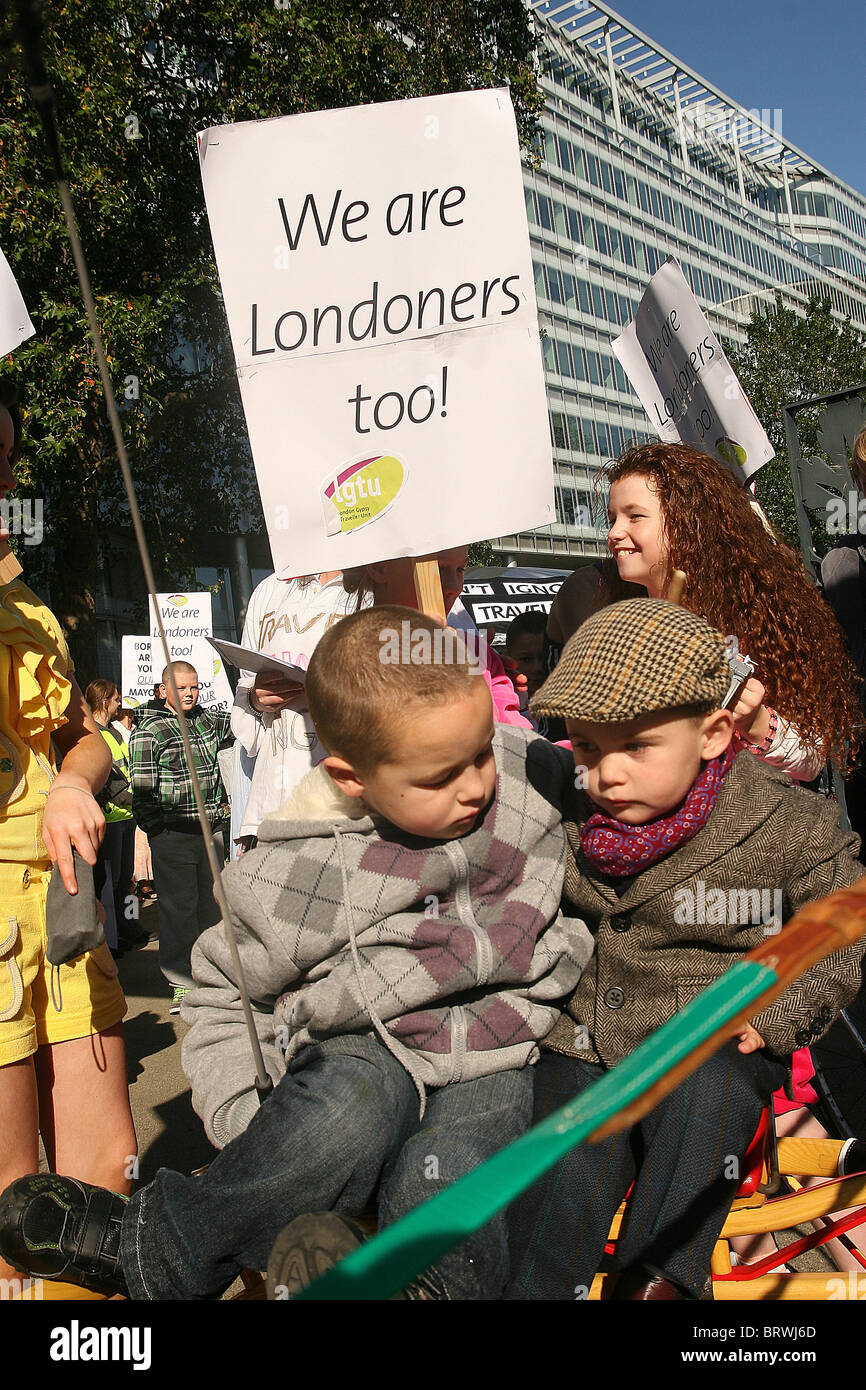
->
<box><xmin>794</xmin><ymin>1029</ymin><xmax>811</xmax><ymax>1048</ymax></box>
<box><xmin>604</xmin><ymin>986</ymin><xmax>625</xmax><ymax>1009</ymax></box>
<box><xmin>610</xmin><ymin>915</ymin><xmax>629</xmax><ymax>932</ymax></box>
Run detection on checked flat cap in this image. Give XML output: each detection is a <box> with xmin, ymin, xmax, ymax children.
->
<box><xmin>531</xmin><ymin>598</ymin><xmax>730</xmax><ymax>723</ymax></box>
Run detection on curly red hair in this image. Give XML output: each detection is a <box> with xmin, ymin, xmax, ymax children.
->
<box><xmin>599</xmin><ymin>443</ymin><xmax>861</xmax><ymax>768</ymax></box>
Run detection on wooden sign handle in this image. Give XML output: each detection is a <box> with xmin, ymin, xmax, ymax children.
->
<box><xmin>0</xmin><ymin>539</ymin><xmax>23</xmax><ymax>586</ymax></box>
<box><xmin>667</xmin><ymin>569</ymin><xmax>687</xmax><ymax>604</ymax></box>
<box><xmin>412</xmin><ymin>559</ymin><xmax>447</xmax><ymax>622</ymax></box>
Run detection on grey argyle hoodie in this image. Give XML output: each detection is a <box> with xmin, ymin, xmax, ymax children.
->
<box><xmin>182</xmin><ymin>725</ymin><xmax>594</xmax><ymax>1147</ymax></box>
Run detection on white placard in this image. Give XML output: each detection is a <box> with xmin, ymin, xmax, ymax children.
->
<box><xmin>122</xmin><ymin>635</ymin><xmax>233</xmax><ymax>711</ymax></box>
<box><xmin>198</xmin><ymin>88</ymin><xmax>553</xmax><ymax>575</ymax></box>
<box><xmin>149</xmin><ymin>591</ymin><xmax>214</xmax><ymax>641</ymax></box>
<box><xmin>612</xmin><ymin>257</ymin><xmax>774</xmax><ymax>482</ymax></box>
<box><xmin>0</xmin><ymin>246</ymin><xmax>34</xmax><ymax>357</ymax></box>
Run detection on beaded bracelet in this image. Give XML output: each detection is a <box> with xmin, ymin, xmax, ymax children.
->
<box><xmin>738</xmin><ymin>706</ymin><xmax>779</xmax><ymax>756</ymax></box>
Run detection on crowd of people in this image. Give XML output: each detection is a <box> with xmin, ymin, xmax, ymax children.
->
<box><xmin>2</xmin><ymin>390</ymin><xmax>866</xmax><ymax>1300</ymax></box>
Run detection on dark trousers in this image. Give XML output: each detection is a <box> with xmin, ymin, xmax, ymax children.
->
<box><xmin>507</xmin><ymin>1043</ymin><xmax>787</xmax><ymax>1300</ymax></box>
<box><xmin>120</xmin><ymin>1035</ymin><xmax>534</xmax><ymax>1300</ymax></box>
<box><xmin>150</xmin><ymin>827</ymin><xmax>224</xmax><ymax>987</ymax></box>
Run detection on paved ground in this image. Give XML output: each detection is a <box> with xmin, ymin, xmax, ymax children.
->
<box><xmin>116</xmin><ymin>900</ymin><xmax>218</xmax><ymax>1186</ymax></box>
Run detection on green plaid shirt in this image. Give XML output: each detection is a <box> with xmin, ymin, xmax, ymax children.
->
<box><xmin>129</xmin><ymin>704</ymin><xmax>233</xmax><ymax>836</ymax></box>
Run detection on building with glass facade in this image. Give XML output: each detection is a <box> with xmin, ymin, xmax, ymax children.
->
<box><xmin>495</xmin><ymin>0</ymin><xmax>866</xmax><ymax>564</ymax></box>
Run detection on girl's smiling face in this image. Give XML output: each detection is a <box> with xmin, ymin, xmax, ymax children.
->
<box><xmin>607</xmin><ymin>474</ymin><xmax>668</xmax><ymax>597</ymax></box>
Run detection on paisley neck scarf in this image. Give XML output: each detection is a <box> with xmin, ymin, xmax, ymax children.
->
<box><xmin>579</xmin><ymin>744</ymin><xmax>735</xmax><ymax>879</ymax></box>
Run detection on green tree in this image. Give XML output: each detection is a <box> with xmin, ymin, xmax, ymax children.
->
<box><xmin>0</xmin><ymin>0</ymin><xmax>543</xmax><ymax>671</ymax></box>
<box><xmin>726</xmin><ymin>294</ymin><xmax>866</xmax><ymax>548</ymax></box>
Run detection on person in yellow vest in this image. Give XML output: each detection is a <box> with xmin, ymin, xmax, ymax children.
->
<box><xmin>85</xmin><ymin>680</ymin><xmax>149</xmax><ymax>955</ymax></box>
<box><xmin>0</xmin><ymin>391</ymin><xmax>136</xmax><ymax>1293</ymax></box>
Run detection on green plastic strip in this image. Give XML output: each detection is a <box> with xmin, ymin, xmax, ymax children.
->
<box><xmin>295</xmin><ymin>957</ymin><xmax>778</xmax><ymax>1300</ymax></box>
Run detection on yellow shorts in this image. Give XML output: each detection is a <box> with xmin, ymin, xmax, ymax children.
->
<box><xmin>0</xmin><ymin>861</ymin><xmax>127</xmax><ymax>1067</ymax></box>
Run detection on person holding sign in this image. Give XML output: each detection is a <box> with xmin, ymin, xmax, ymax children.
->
<box><xmin>0</xmin><ymin>391</ymin><xmax>135</xmax><ymax>1289</ymax></box>
<box><xmin>343</xmin><ymin>544</ymin><xmax>529</xmax><ymax>727</ymax></box>
<box><xmin>546</xmin><ymin>443</ymin><xmax>861</xmax><ymax>782</ymax></box>
<box><xmin>129</xmin><ymin>660</ymin><xmax>232</xmax><ymax>1012</ymax></box>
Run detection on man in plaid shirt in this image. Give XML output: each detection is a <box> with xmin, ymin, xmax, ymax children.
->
<box><xmin>130</xmin><ymin>661</ymin><xmax>233</xmax><ymax>1011</ymax></box>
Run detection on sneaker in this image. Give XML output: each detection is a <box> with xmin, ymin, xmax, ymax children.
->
<box><xmin>169</xmin><ymin>986</ymin><xmax>190</xmax><ymax>1016</ymax></box>
<box><xmin>266</xmin><ymin>1212</ymin><xmax>444</xmax><ymax>1300</ymax></box>
<box><xmin>0</xmin><ymin>1174</ymin><xmax>129</xmax><ymax>1297</ymax></box>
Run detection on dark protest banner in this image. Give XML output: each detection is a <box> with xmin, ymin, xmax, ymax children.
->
<box><xmin>198</xmin><ymin>89</ymin><xmax>554</xmax><ymax>576</ymax></box>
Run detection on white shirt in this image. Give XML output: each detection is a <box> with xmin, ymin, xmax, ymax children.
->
<box><xmin>231</xmin><ymin>573</ymin><xmax>360</xmax><ymax>836</ymax></box>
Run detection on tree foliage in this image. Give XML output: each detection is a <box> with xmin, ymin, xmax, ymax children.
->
<box><xmin>726</xmin><ymin>295</ymin><xmax>866</xmax><ymax>549</ymax></box>
<box><xmin>0</xmin><ymin>0</ymin><xmax>543</xmax><ymax>669</ymax></box>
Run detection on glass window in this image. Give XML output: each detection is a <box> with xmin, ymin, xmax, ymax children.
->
<box><xmin>551</xmin><ymin>411</ymin><xmax>568</xmax><ymax>449</ymax></box>
<box><xmin>568</xmin><ymin>415</ymin><xmax>584</xmax><ymax>452</ymax></box>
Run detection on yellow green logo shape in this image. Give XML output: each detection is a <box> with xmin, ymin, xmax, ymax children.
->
<box><xmin>715</xmin><ymin>437</ymin><xmax>748</xmax><ymax>470</ymax></box>
<box><xmin>321</xmin><ymin>455</ymin><xmax>406</xmax><ymax>537</ymax></box>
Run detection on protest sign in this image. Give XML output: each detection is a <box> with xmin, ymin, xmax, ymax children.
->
<box><xmin>149</xmin><ymin>591</ymin><xmax>214</xmax><ymax>642</ymax></box>
<box><xmin>121</xmin><ymin>635</ymin><xmax>233</xmax><ymax>711</ymax></box>
<box><xmin>460</xmin><ymin>570</ymin><xmax>567</xmax><ymax>628</ymax></box>
<box><xmin>612</xmin><ymin>257</ymin><xmax>774</xmax><ymax>482</ymax></box>
<box><xmin>0</xmin><ymin>245</ymin><xmax>34</xmax><ymax>358</ymax></box>
<box><xmin>198</xmin><ymin>88</ymin><xmax>553</xmax><ymax>577</ymax></box>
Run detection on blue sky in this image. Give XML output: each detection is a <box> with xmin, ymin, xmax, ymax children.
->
<box><xmin>604</xmin><ymin>0</ymin><xmax>866</xmax><ymax>197</ymax></box>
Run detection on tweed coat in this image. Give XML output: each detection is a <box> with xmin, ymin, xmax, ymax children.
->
<box><xmin>544</xmin><ymin>749</ymin><xmax>866</xmax><ymax>1066</ymax></box>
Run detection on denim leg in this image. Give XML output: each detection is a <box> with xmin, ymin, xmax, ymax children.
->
<box><xmin>377</xmin><ymin>1067</ymin><xmax>534</xmax><ymax>1300</ymax></box>
<box><xmin>506</xmin><ymin>1054</ymin><xmax>635</xmax><ymax>1301</ymax></box>
<box><xmin>120</xmin><ymin>1037</ymin><xmax>418</xmax><ymax>1299</ymax></box>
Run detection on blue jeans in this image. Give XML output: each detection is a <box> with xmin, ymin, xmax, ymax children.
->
<box><xmin>121</xmin><ymin>1035</ymin><xmax>533</xmax><ymax>1299</ymax></box>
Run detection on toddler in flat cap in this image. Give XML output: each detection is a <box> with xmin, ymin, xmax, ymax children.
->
<box><xmin>508</xmin><ymin>598</ymin><xmax>866</xmax><ymax>1301</ymax></box>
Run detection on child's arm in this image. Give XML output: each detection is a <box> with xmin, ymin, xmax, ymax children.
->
<box><xmin>181</xmin><ymin>861</ymin><xmax>303</xmax><ymax>1148</ymax></box>
<box><xmin>752</xmin><ymin>794</ymin><xmax>865</xmax><ymax>1053</ymax></box>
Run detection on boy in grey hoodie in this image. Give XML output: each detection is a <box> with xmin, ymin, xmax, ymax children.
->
<box><xmin>0</xmin><ymin>606</ymin><xmax>592</xmax><ymax>1300</ymax></box>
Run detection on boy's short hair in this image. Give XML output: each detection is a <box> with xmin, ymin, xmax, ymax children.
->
<box><xmin>531</xmin><ymin>598</ymin><xmax>730</xmax><ymax>723</ymax></box>
<box><xmin>504</xmin><ymin>610</ymin><xmax>547</xmax><ymax>652</ymax></box>
<box><xmin>161</xmin><ymin>661</ymin><xmax>198</xmax><ymax>685</ymax></box>
<box><xmin>306</xmin><ymin>605</ymin><xmax>484</xmax><ymax>771</ymax></box>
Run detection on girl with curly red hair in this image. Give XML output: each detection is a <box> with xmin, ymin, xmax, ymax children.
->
<box><xmin>546</xmin><ymin>443</ymin><xmax>861</xmax><ymax>779</ymax></box>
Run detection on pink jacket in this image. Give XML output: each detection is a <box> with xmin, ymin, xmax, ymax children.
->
<box><xmin>485</xmin><ymin>645</ymin><xmax>532</xmax><ymax>729</ymax></box>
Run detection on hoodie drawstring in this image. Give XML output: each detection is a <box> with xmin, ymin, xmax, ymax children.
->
<box><xmin>331</xmin><ymin>824</ymin><xmax>428</xmax><ymax>1118</ymax></box>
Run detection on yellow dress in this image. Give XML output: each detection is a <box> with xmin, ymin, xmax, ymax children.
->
<box><xmin>0</xmin><ymin>577</ymin><xmax>125</xmax><ymax>1064</ymax></box>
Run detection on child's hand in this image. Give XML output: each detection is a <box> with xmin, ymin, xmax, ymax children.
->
<box><xmin>731</xmin><ymin>677</ymin><xmax>770</xmax><ymax>743</ymax></box>
<box><xmin>735</xmin><ymin>1022</ymin><xmax>765</xmax><ymax>1054</ymax></box>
